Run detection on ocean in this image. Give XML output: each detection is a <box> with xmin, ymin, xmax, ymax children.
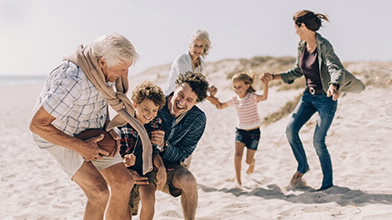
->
<box><xmin>0</xmin><ymin>75</ymin><xmax>47</xmax><ymax>86</ymax></box>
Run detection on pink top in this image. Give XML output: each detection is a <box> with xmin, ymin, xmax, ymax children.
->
<box><xmin>227</xmin><ymin>92</ymin><xmax>260</xmax><ymax>130</ymax></box>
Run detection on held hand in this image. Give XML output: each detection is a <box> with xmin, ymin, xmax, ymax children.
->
<box><xmin>155</xmin><ymin>167</ymin><xmax>167</xmax><ymax>190</ymax></box>
<box><xmin>151</xmin><ymin>130</ymin><xmax>165</xmax><ymax>146</ymax></box>
<box><xmin>261</xmin><ymin>72</ymin><xmax>273</xmax><ymax>82</ymax></box>
<box><xmin>128</xmin><ymin>169</ymin><xmax>149</xmax><ymax>185</ymax></box>
<box><xmin>327</xmin><ymin>84</ymin><xmax>339</xmax><ymax>101</ymax></box>
<box><xmin>208</xmin><ymin>85</ymin><xmax>218</xmax><ymax>97</ymax></box>
<box><xmin>108</xmin><ymin>129</ymin><xmax>120</xmax><ymax>157</ymax></box>
<box><xmin>79</xmin><ymin>134</ymin><xmax>109</xmax><ymax>161</ymax></box>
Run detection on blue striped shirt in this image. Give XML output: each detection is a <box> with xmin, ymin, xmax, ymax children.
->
<box><xmin>155</xmin><ymin>96</ymin><xmax>207</xmax><ymax>163</ymax></box>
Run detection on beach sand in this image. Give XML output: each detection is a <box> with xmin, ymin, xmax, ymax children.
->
<box><xmin>1</xmin><ymin>78</ymin><xmax>392</xmax><ymax>219</ymax></box>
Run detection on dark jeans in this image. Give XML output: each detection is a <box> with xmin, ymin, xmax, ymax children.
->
<box><xmin>286</xmin><ymin>91</ymin><xmax>337</xmax><ymax>189</ymax></box>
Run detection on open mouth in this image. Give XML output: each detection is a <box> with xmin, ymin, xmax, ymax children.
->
<box><xmin>176</xmin><ymin>101</ymin><xmax>186</xmax><ymax>110</ymax></box>
<box><xmin>143</xmin><ymin>115</ymin><xmax>153</xmax><ymax>121</ymax></box>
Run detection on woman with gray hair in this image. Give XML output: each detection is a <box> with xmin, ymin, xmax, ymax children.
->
<box><xmin>165</xmin><ymin>29</ymin><xmax>212</xmax><ymax>95</ymax></box>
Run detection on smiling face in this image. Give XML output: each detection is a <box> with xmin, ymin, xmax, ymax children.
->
<box><xmin>169</xmin><ymin>83</ymin><xmax>199</xmax><ymax>117</ymax></box>
<box><xmin>99</xmin><ymin>58</ymin><xmax>131</xmax><ymax>82</ymax></box>
<box><xmin>232</xmin><ymin>79</ymin><xmax>250</xmax><ymax>98</ymax></box>
<box><xmin>189</xmin><ymin>39</ymin><xmax>206</xmax><ymax>60</ymax></box>
<box><xmin>134</xmin><ymin>99</ymin><xmax>160</xmax><ymax>125</ymax></box>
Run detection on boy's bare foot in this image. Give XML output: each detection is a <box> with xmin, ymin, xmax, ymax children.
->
<box><xmin>246</xmin><ymin>160</ymin><xmax>255</xmax><ymax>174</ymax></box>
<box><xmin>290</xmin><ymin>171</ymin><xmax>305</xmax><ymax>187</ymax></box>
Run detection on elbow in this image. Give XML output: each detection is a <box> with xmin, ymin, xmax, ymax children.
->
<box><xmin>29</xmin><ymin>119</ymin><xmax>36</xmax><ymax>133</ymax></box>
<box><xmin>29</xmin><ymin>120</ymin><xmax>40</xmax><ymax>134</ymax></box>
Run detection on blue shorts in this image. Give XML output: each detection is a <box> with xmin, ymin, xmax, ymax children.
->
<box><xmin>235</xmin><ymin>128</ymin><xmax>261</xmax><ymax>150</ymax></box>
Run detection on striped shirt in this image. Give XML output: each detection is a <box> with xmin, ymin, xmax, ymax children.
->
<box><xmin>227</xmin><ymin>92</ymin><xmax>261</xmax><ymax>130</ymax></box>
<box><xmin>152</xmin><ymin>95</ymin><xmax>207</xmax><ymax>164</ymax></box>
<box><xmin>33</xmin><ymin>61</ymin><xmax>108</xmax><ymax>138</ymax></box>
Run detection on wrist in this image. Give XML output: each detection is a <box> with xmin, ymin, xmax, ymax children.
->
<box><xmin>329</xmin><ymin>83</ymin><xmax>340</xmax><ymax>90</ymax></box>
<box><xmin>271</xmin><ymin>74</ymin><xmax>276</xmax><ymax>80</ymax></box>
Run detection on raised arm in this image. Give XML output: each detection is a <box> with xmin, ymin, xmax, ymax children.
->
<box><xmin>206</xmin><ymin>85</ymin><xmax>230</xmax><ymax>109</ymax></box>
<box><xmin>256</xmin><ymin>76</ymin><xmax>269</xmax><ymax>102</ymax></box>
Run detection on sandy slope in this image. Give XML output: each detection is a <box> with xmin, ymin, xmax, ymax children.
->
<box><xmin>1</xmin><ymin>78</ymin><xmax>391</xmax><ymax>219</ymax></box>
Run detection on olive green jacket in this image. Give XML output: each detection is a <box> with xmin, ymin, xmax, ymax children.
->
<box><xmin>280</xmin><ymin>33</ymin><xmax>365</xmax><ymax>93</ymax></box>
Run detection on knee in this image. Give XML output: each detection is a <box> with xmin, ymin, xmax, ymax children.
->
<box><xmin>313</xmin><ymin>134</ymin><xmax>326</xmax><ymax>149</ymax></box>
<box><xmin>235</xmin><ymin>151</ymin><xmax>243</xmax><ymax>158</ymax></box>
<box><xmin>141</xmin><ymin>189</ymin><xmax>156</xmax><ymax>205</ymax></box>
<box><xmin>110</xmin><ymin>173</ymin><xmax>134</xmax><ymax>193</ymax></box>
<box><xmin>246</xmin><ymin>158</ymin><xmax>254</xmax><ymax>165</ymax></box>
<box><xmin>313</xmin><ymin>134</ymin><xmax>326</xmax><ymax>146</ymax></box>
<box><xmin>86</xmin><ymin>183</ymin><xmax>110</xmax><ymax>206</ymax></box>
<box><xmin>177</xmin><ymin>172</ymin><xmax>197</xmax><ymax>192</ymax></box>
<box><xmin>285</xmin><ymin>123</ymin><xmax>297</xmax><ymax>139</ymax></box>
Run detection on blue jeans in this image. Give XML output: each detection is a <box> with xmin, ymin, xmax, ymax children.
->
<box><xmin>286</xmin><ymin>91</ymin><xmax>337</xmax><ymax>189</ymax></box>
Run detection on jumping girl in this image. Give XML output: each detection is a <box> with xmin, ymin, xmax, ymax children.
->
<box><xmin>207</xmin><ymin>72</ymin><xmax>269</xmax><ymax>185</ymax></box>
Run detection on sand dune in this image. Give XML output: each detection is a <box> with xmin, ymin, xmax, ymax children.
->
<box><xmin>1</xmin><ymin>59</ymin><xmax>392</xmax><ymax>219</ymax></box>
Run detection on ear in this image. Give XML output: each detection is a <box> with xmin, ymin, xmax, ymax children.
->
<box><xmin>98</xmin><ymin>57</ymin><xmax>106</xmax><ymax>68</ymax></box>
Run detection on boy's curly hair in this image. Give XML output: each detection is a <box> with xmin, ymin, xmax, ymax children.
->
<box><xmin>131</xmin><ymin>81</ymin><xmax>166</xmax><ymax>109</ymax></box>
<box><xmin>175</xmin><ymin>71</ymin><xmax>209</xmax><ymax>102</ymax></box>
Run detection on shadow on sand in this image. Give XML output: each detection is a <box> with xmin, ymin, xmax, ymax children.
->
<box><xmin>198</xmin><ymin>183</ymin><xmax>392</xmax><ymax>206</ymax></box>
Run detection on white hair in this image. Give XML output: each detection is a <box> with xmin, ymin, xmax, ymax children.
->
<box><xmin>91</xmin><ymin>33</ymin><xmax>139</xmax><ymax>67</ymax></box>
<box><xmin>189</xmin><ymin>30</ymin><xmax>212</xmax><ymax>56</ymax></box>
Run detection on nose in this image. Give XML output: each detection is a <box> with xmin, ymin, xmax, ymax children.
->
<box><xmin>122</xmin><ymin>69</ymin><xmax>129</xmax><ymax>77</ymax></box>
<box><xmin>146</xmin><ymin>110</ymin><xmax>152</xmax><ymax>117</ymax></box>
<box><xmin>178</xmin><ymin>99</ymin><xmax>184</xmax><ymax>106</ymax></box>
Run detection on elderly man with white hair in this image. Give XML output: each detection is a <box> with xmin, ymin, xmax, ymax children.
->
<box><xmin>30</xmin><ymin>33</ymin><xmax>149</xmax><ymax>219</ymax></box>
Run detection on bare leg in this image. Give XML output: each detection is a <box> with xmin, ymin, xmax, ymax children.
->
<box><xmin>100</xmin><ymin>163</ymin><xmax>134</xmax><ymax>220</ymax></box>
<box><xmin>72</xmin><ymin>161</ymin><xmax>109</xmax><ymax>220</ymax></box>
<box><xmin>235</xmin><ymin>142</ymin><xmax>245</xmax><ymax>185</ymax></box>
<box><xmin>245</xmin><ymin>149</ymin><xmax>257</xmax><ymax>174</ymax></box>
<box><xmin>172</xmin><ymin>167</ymin><xmax>198</xmax><ymax>220</ymax></box>
<box><xmin>139</xmin><ymin>184</ymin><xmax>157</xmax><ymax>220</ymax></box>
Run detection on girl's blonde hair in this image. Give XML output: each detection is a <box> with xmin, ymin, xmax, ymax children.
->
<box><xmin>232</xmin><ymin>72</ymin><xmax>256</xmax><ymax>93</ymax></box>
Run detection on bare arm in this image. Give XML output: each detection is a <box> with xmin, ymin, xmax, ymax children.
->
<box><xmin>206</xmin><ymin>85</ymin><xmax>230</xmax><ymax>109</ymax></box>
<box><xmin>206</xmin><ymin>96</ymin><xmax>229</xmax><ymax>109</ymax></box>
<box><xmin>30</xmin><ymin>106</ymin><xmax>109</xmax><ymax>160</ymax></box>
<box><xmin>256</xmin><ymin>77</ymin><xmax>269</xmax><ymax>102</ymax></box>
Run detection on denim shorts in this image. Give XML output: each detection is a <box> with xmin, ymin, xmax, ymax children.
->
<box><xmin>235</xmin><ymin>128</ymin><xmax>261</xmax><ymax>150</ymax></box>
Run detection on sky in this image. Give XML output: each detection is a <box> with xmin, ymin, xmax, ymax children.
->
<box><xmin>0</xmin><ymin>0</ymin><xmax>391</xmax><ymax>76</ymax></box>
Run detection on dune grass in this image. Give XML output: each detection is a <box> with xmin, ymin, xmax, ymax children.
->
<box><xmin>262</xmin><ymin>94</ymin><xmax>301</xmax><ymax>126</ymax></box>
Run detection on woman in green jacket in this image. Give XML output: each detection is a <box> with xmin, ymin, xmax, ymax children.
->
<box><xmin>264</xmin><ymin>10</ymin><xmax>365</xmax><ymax>191</ymax></box>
